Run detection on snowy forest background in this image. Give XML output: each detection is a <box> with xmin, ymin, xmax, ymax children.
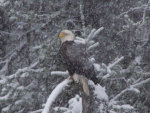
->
<box><xmin>0</xmin><ymin>0</ymin><xmax>150</xmax><ymax>113</ymax></box>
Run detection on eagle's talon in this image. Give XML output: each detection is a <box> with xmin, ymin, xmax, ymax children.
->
<box><xmin>69</xmin><ymin>75</ymin><xmax>74</xmax><ymax>80</ymax></box>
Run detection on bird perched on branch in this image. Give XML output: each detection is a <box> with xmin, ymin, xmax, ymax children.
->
<box><xmin>58</xmin><ymin>30</ymin><xmax>98</xmax><ymax>95</ymax></box>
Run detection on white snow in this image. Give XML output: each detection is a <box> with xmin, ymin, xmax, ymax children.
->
<box><xmin>54</xmin><ymin>95</ymin><xmax>82</xmax><ymax>113</ymax></box>
<box><xmin>74</xmin><ymin>40</ymin><xmax>86</xmax><ymax>44</ymax></box>
<box><xmin>0</xmin><ymin>0</ymin><xmax>5</xmax><ymax>6</ymax></box>
<box><xmin>21</xmin><ymin>72</ymin><xmax>29</xmax><ymax>78</ymax></box>
<box><xmin>113</xmin><ymin>104</ymin><xmax>134</xmax><ymax>110</ymax></box>
<box><xmin>32</xmin><ymin>45</ymin><xmax>42</xmax><ymax>50</ymax></box>
<box><xmin>90</xmin><ymin>57</ymin><xmax>96</xmax><ymax>63</ymax></box>
<box><xmin>98</xmin><ymin>103</ymin><xmax>104</xmax><ymax>112</ymax></box>
<box><xmin>74</xmin><ymin>36</ymin><xmax>86</xmax><ymax>44</ymax></box>
<box><xmin>76</xmin><ymin>37</ymin><xmax>86</xmax><ymax>42</ymax></box>
<box><xmin>2</xmin><ymin>105</ymin><xmax>11</xmax><ymax>112</ymax></box>
<box><xmin>30</xmin><ymin>109</ymin><xmax>43</xmax><ymax>113</ymax></box>
<box><xmin>86</xmin><ymin>29</ymin><xmax>96</xmax><ymax>42</ymax></box>
<box><xmin>129</xmin><ymin>87</ymin><xmax>140</xmax><ymax>93</ymax></box>
<box><xmin>109</xmin><ymin>110</ymin><xmax>117</xmax><ymax>113</ymax></box>
<box><xmin>0</xmin><ymin>90</ymin><xmax>12</xmax><ymax>102</ymax></box>
<box><xmin>134</xmin><ymin>56</ymin><xmax>142</xmax><ymax>65</ymax></box>
<box><xmin>93</xmin><ymin>63</ymin><xmax>101</xmax><ymax>72</ymax></box>
<box><xmin>92</xmin><ymin>27</ymin><xmax>104</xmax><ymax>38</ymax></box>
<box><xmin>87</xmin><ymin>42</ymin><xmax>99</xmax><ymax>51</ymax></box>
<box><xmin>103</xmin><ymin>56</ymin><xmax>124</xmax><ymax>79</ymax></box>
<box><xmin>86</xmin><ymin>27</ymin><xmax>104</xmax><ymax>43</ymax></box>
<box><xmin>88</xmin><ymin>40</ymin><xmax>95</xmax><ymax>45</ymax></box>
<box><xmin>131</xmin><ymin>78</ymin><xmax>150</xmax><ymax>88</ymax></box>
<box><xmin>42</xmin><ymin>78</ymin><xmax>72</xmax><ymax>113</ymax></box>
<box><xmin>15</xmin><ymin>100</ymin><xmax>23</xmax><ymax>105</ymax></box>
<box><xmin>0</xmin><ymin>79</ymin><xmax>7</xmax><ymax>85</ymax></box>
<box><xmin>54</xmin><ymin>107</ymin><xmax>72</xmax><ymax>113</ymax></box>
<box><xmin>107</xmin><ymin>56</ymin><xmax>124</xmax><ymax>69</ymax></box>
<box><xmin>94</xmin><ymin>84</ymin><xmax>108</xmax><ymax>101</ymax></box>
<box><xmin>17</xmin><ymin>86</ymin><xmax>25</xmax><ymax>91</ymax></box>
<box><xmin>51</xmin><ymin>71</ymin><xmax>69</xmax><ymax>76</ymax></box>
<box><xmin>88</xmin><ymin>81</ymin><xmax>108</xmax><ymax>101</ymax></box>
<box><xmin>68</xmin><ymin>95</ymin><xmax>82</xmax><ymax>113</ymax></box>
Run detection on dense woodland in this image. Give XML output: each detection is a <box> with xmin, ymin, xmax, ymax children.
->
<box><xmin>0</xmin><ymin>0</ymin><xmax>150</xmax><ymax>113</ymax></box>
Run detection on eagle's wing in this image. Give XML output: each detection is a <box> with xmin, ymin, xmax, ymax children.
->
<box><xmin>66</xmin><ymin>42</ymin><xmax>96</xmax><ymax>80</ymax></box>
<box><xmin>66</xmin><ymin>42</ymin><xmax>88</xmax><ymax>60</ymax></box>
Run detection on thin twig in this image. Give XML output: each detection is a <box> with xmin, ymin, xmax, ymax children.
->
<box><xmin>117</xmin><ymin>5</ymin><xmax>147</xmax><ymax>18</ymax></box>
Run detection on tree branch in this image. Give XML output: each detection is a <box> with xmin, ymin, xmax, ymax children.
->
<box><xmin>109</xmin><ymin>78</ymin><xmax>150</xmax><ymax>105</ymax></box>
<box><xmin>51</xmin><ymin>71</ymin><xmax>69</xmax><ymax>77</ymax></box>
<box><xmin>42</xmin><ymin>78</ymin><xmax>72</xmax><ymax>113</ymax></box>
<box><xmin>103</xmin><ymin>56</ymin><xmax>124</xmax><ymax>79</ymax></box>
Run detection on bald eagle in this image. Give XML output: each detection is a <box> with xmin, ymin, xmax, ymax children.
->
<box><xmin>58</xmin><ymin>30</ymin><xmax>98</xmax><ymax>84</ymax></box>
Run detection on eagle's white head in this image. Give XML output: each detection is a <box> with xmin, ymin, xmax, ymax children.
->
<box><xmin>58</xmin><ymin>30</ymin><xmax>75</xmax><ymax>43</ymax></box>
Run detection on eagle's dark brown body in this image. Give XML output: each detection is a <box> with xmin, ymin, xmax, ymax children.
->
<box><xmin>60</xmin><ymin>41</ymin><xmax>98</xmax><ymax>83</ymax></box>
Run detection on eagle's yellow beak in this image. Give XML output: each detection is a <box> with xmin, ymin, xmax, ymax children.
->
<box><xmin>59</xmin><ymin>32</ymin><xmax>65</xmax><ymax>38</ymax></box>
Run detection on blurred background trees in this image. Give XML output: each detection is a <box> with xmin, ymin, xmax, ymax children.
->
<box><xmin>0</xmin><ymin>0</ymin><xmax>150</xmax><ymax>113</ymax></box>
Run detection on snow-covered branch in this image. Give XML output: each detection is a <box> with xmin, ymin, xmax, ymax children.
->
<box><xmin>3</xmin><ymin>61</ymin><xmax>40</xmax><ymax>81</ymax></box>
<box><xmin>0</xmin><ymin>42</ymin><xmax>28</xmax><ymax>79</ymax></box>
<box><xmin>109</xmin><ymin>78</ymin><xmax>150</xmax><ymax>106</ymax></box>
<box><xmin>117</xmin><ymin>4</ymin><xmax>147</xmax><ymax>18</ymax></box>
<box><xmin>86</xmin><ymin>27</ymin><xmax>104</xmax><ymax>43</ymax></box>
<box><xmin>51</xmin><ymin>71</ymin><xmax>69</xmax><ymax>77</ymax></box>
<box><xmin>0</xmin><ymin>90</ymin><xmax>13</xmax><ymax>102</ymax></box>
<box><xmin>131</xmin><ymin>78</ymin><xmax>150</xmax><ymax>88</ymax></box>
<box><xmin>110</xmin><ymin>87</ymin><xmax>139</xmax><ymax>104</ymax></box>
<box><xmin>30</xmin><ymin>109</ymin><xmax>43</xmax><ymax>113</ymax></box>
<box><xmin>87</xmin><ymin>42</ymin><xmax>99</xmax><ymax>51</ymax></box>
<box><xmin>74</xmin><ymin>27</ymin><xmax>103</xmax><ymax>52</ymax></box>
<box><xmin>41</xmin><ymin>10</ymin><xmax>61</xmax><ymax>29</ymax></box>
<box><xmin>75</xmin><ymin>37</ymin><xmax>86</xmax><ymax>44</ymax></box>
<box><xmin>103</xmin><ymin>56</ymin><xmax>124</xmax><ymax>79</ymax></box>
<box><xmin>112</xmin><ymin>104</ymin><xmax>134</xmax><ymax>111</ymax></box>
<box><xmin>92</xmin><ymin>27</ymin><xmax>104</xmax><ymax>38</ymax></box>
<box><xmin>108</xmin><ymin>56</ymin><xmax>124</xmax><ymax>69</ymax></box>
<box><xmin>86</xmin><ymin>29</ymin><xmax>96</xmax><ymax>42</ymax></box>
<box><xmin>42</xmin><ymin>78</ymin><xmax>72</xmax><ymax>113</ymax></box>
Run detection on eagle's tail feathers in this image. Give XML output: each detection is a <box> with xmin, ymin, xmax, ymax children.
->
<box><xmin>80</xmin><ymin>76</ymin><xmax>90</xmax><ymax>96</ymax></box>
<box><xmin>73</xmin><ymin>74</ymin><xmax>90</xmax><ymax>96</ymax></box>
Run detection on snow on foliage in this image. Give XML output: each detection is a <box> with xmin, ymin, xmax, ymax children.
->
<box><xmin>113</xmin><ymin>104</ymin><xmax>134</xmax><ymax>110</ymax></box>
<box><xmin>0</xmin><ymin>0</ymin><xmax>9</xmax><ymax>6</ymax></box>
<box><xmin>89</xmin><ymin>80</ymin><xmax>108</xmax><ymax>101</ymax></box>
<box><xmin>51</xmin><ymin>71</ymin><xmax>69</xmax><ymax>77</ymax></box>
<box><xmin>54</xmin><ymin>95</ymin><xmax>82</xmax><ymax>113</ymax></box>
<box><xmin>93</xmin><ymin>63</ymin><xmax>101</xmax><ymax>72</ymax></box>
<box><xmin>103</xmin><ymin>56</ymin><xmax>124</xmax><ymax>79</ymax></box>
<box><xmin>54</xmin><ymin>107</ymin><xmax>73</xmax><ymax>113</ymax></box>
<box><xmin>68</xmin><ymin>95</ymin><xmax>82</xmax><ymax>113</ymax></box>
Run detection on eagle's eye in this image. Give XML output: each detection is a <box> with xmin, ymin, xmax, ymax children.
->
<box><xmin>59</xmin><ymin>32</ymin><xmax>65</xmax><ymax>38</ymax></box>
